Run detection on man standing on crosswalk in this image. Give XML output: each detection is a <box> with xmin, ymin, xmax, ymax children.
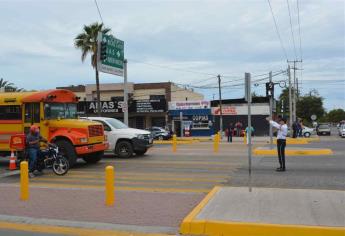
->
<box><xmin>266</xmin><ymin>116</ymin><xmax>288</xmax><ymax>172</ymax></box>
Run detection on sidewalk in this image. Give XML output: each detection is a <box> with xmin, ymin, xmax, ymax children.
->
<box><xmin>0</xmin><ymin>185</ymin><xmax>204</xmax><ymax>235</ymax></box>
<box><xmin>180</xmin><ymin>186</ymin><xmax>345</xmax><ymax>236</ymax></box>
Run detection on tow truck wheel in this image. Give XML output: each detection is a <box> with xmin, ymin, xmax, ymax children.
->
<box><xmin>55</xmin><ymin>140</ymin><xmax>77</xmax><ymax>167</ymax></box>
<box><xmin>82</xmin><ymin>151</ymin><xmax>103</xmax><ymax>164</ymax></box>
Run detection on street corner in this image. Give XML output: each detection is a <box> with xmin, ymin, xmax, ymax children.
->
<box><xmin>180</xmin><ymin>186</ymin><xmax>345</xmax><ymax>236</ymax></box>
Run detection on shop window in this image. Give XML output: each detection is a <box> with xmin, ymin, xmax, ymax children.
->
<box><xmin>0</xmin><ymin>105</ymin><xmax>21</xmax><ymax>120</ymax></box>
<box><xmin>152</xmin><ymin>117</ymin><xmax>166</xmax><ymax>128</ymax></box>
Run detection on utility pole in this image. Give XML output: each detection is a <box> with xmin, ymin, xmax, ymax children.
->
<box><xmin>217</xmin><ymin>75</ymin><xmax>223</xmax><ymax>137</ymax></box>
<box><xmin>287</xmin><ymin>60</ymin><xmax>302</xmax><ymax>123</ymax></box>
<box><xmin>269</xmin><ymin>71</ymin><xmax>273</xmax><ymax>149</ymax></box>
<box><xmin>288</xmin><ymin>65</ymin><xmax>293</xmax><ymax>136</ymax></box>
<box><xmin>123</xmin><ymin>59</ymin><xmax>129</xmax><ymax>126</ymax></box>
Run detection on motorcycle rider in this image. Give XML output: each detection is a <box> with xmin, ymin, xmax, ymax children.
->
<box><xmin>26</xmin><ymin>125</ymin><xmax>47</xmax><ymax>177</ymax></box>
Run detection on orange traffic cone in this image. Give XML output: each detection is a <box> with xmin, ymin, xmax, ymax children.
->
<box><xmin>9</xmin><ymin>150</ymin><xmax>17</xmax><ymax>170</ymax></box>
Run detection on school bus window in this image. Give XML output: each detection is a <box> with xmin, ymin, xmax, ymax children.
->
<box><xmin>44</xmin><ymin>103</ymin><xmax>78</xmax><ymax>119</ymax></box>
<box><xmin>24</xmin><ymin>104</ymin><xmax>32</xmax><ymax>123</ymax></box>
<box><xmin>0</xmin><ymin>105</ymin><xmax>21</xmax><ymax>120</ymax></box>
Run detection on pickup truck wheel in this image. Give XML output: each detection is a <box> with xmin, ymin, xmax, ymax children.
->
<box><xmin>303</xmin><ymin>132</ymin><xmax>311</xmax><ymax>138</ymax></box>
<box><xmin>82</xmin><ymin>151</ymin><xmax>103</xmax><ymax>164</ymax></box>
<box><xmin>55</xmin><ymin>140</ymin><xmax>77</xmax><ymax>167</ymax></box>
<box><xmin>116</xmin><ymin>141</ymin><xmax>133</xmax><ymax>158</ymax></box>
<box><xmin>135</xmin><ymin>149</ymin><xmax>147</xmax><ymax>156</ymax></box>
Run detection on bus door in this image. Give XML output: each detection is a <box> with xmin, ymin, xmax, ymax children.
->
<box><xmin>23</xmin><ymin>103</ymin><xmax>41</xmax><ymax>135</ymax></box>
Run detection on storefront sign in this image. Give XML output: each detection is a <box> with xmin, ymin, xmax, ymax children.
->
<box><xmin>212</xmin><ymin>104</ymin><xmax>269</xmax><ymax>116</ymax></box>
<box><xmin>131</xmin><ymin>99</ymin><xmax>166</xmax><ymax>113</ymax></box>
<box><xmin>169</xmin><ymin>101</ymin><xmax>210</xmax><ymax>110</ymax></box>
<box><xmin>78</xmin><ymin>99</ymin><xmax>167</xmax><ymax>115</ymax></box>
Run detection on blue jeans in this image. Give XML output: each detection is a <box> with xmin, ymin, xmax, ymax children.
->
<box><xmin>28</xmin><ymin>148</ymin><xmax>39</xmax><ymax>172</ymax></box>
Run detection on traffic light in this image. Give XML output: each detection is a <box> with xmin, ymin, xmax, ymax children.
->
<box><xmin>266</xmin><ymin>82</ymin><xmax>274</xmax><ymax>97</ymax></box>
<box><xmin>100</xmin><ymin>42</ymin><xmax>107</xmax><ymax>61</ymax></box>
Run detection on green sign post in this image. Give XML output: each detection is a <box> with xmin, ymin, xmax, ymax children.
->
<box><xmin>97</xmin><ymin>32</ymin><xmax>124</xmax><ymax>76</ymax></box>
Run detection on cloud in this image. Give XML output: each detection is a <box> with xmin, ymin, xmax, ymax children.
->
<box><xmin>0</xmin><ymin>0</ymin><xmax>344</xmax><ymax>109</ymax></box>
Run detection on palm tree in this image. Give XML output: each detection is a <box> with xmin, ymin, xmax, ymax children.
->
<box><xmin>74</xmin><ymin>22</ymin><xmax>111</xmax><ymax>116</ymax></box>
<box><xmin>0</xmin><ymin>78</ymin><xmax>14</xmax><ymax>92</ymax></box>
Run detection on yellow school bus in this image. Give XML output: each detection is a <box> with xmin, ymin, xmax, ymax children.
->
<box><xmin>0</xmin><ymin>89</ymin><xmax>108</xmax><ymax>166</ymax></box>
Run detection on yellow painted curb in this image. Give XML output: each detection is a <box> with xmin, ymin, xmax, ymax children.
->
<box><xmin>180</xmin><ymin>186</ymin><xmax>220</xmax><ymax>235</ymax></box>
<box><xmin>0</xmin><ymin>221</ymin><xmax>169</xmax><ymax>236</ymax></box>
<box><xmin>153</xmin><ymin>140</ymin><xmax>199</xmax><ymax>144</ymax></box>
<box><xmin>253</xmin><ymin>148</ymin><xmax>333</xmax><ymax>156</ymax></box>
<box><xmin>273</xmin><ymin>138</ymin><xmax>309</xmax><ymax>145</ymax></box>
<box><xmin>179</xmin><ymin>187</ymin><xmax>344</xmax><ymax>236</ymax></box>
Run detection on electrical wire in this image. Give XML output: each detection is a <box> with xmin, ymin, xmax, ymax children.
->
<box><xmin>267</xmin><ymin>0</ymin><xmax>289</xmax><ymax>61</ymax></box>
<box><xmin>94</xmin><ymin>0</ymin><xmax>104</xmax><ymax>23</ymax></box>
<box><xmin>286</xmin><ymin>0</ymin><xmax>298</xmax><ymax>59</ymax></box>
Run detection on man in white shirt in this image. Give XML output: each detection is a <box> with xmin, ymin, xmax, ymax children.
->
<box><xmin>266</xmin><ymin>116</ymin><xmax>288</xmax><ymax>171</ymax></box>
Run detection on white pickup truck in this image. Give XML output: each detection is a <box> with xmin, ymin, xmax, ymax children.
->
<box><xmin>83</xmin><ymin>117</ymin><xmax>153</xmax><ymax>158</ymax></box>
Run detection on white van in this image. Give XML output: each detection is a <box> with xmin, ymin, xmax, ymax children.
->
<box><xmin>83</xmin><ymin>117</ymin><xmax>153</xmax><ymax>157</ymax></box>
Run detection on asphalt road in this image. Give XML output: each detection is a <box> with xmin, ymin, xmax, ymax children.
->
<box><xmin>0</xmin><ymin>133</ymin><xmax>344</xmax><ymax>235</ymax></box>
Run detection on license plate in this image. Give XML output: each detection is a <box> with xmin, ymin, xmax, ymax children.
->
<box><xmin>149</xmin><ymin>138</ymin><xmax>153</xmax><ymax>143</ymax></box>
<box><xmin>322</xmin><ymin>132</ymin><xmax>326</xmax><ymax>134</ymax></box>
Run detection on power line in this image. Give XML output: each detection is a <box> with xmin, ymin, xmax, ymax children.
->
<box><xmin>286</xmin><ymin>0</ymin><xmax>298</xmax><ymax>59</ymax></box>
<box><xmin>94</xmin><ymin>0</ymin><xmax>104</xmax><ymax>23</ymax></box>
<box><xmin>296</xmin><ymin>0</ymin><xmax>303</xmax><ymax>61</ymax></box>
<box><xmin>267</xmin><ymin>0</ymin><xmax>289</xmax><ymax>61</ymax></box>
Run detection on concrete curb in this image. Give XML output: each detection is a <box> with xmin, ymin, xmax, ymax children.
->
<box><xmin>253</xmin><ymin>148</ymin><xmax>333</xmax><ymax>156</ymax></box>
<box><xmin>179</xmin><ymin>187</ymin><xmax>345</xmax><ymax>236</ymax></box>
<box><xmin>273</xmin><ymin>139</ymin><xmax>309</xmax><ymax>145</ymax></box>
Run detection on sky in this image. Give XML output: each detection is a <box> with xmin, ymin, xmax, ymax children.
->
<box><xmin>0</xmin><ymin>0</ymin><xmax>344</xmax><ymax>110</ymax></box>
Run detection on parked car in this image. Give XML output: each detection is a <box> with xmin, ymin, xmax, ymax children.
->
<box><xmin>302</xmin><ymin>126</ymin><xmax>315</xmax><ymax>138</ymax></box>
<box><xmin>338</xmin><ymin>125</ymin><xmax>345</xmax><ymax>138</ymax></box>
<box><xmin>316</xmin><ymin>124</ymin><xmax>331</xmax><ymax>136</ymax></box>
<box><xmin>146</xmin><ymin>127</ymin><xmax>172</xmax><ymax>140</ymax></box>
<box><xmin>83</xmin><ymin>117</ymin><xmax>153</xmax><ymax>158</ymax></box>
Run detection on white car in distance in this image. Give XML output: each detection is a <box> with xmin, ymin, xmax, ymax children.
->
<box><xmin>82</xmin><ymin>117</ymin><xmax>153</xmax><ymax>158</ymax></box>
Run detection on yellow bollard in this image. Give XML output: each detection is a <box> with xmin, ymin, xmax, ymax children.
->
<box><xmin>20</xmin><ymin>161</ymin><xmax>29</xmax><ymax>201</ymax></box>
<box><xmin>214</xmin><ymin>133</ymin><xmax>219</xmax><ymax>153</ymax></box>
<box><xmin>105</xmin><ymin>166</ymin><xmax>114</xmax><ymax>206</ymax></box>
<box><xmin>243</xmin><ymin>132</ymin><xmax>247</xmax><ymax>144</ymax></box>
<box><xmin>172</xmin><ymin>134</ymin><xmax>177</xmax><ymax>152</ymax></box>
<box><xmin>217</xmin><ymin>131</ymin><xmax>221</xmax><ymax>144</ymax></box>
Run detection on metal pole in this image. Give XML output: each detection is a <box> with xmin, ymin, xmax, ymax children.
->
<box><xmin>218</xmin><ymin>75</ymin><xmax>223</xmax><ymax>137</ymax></box>
<box><xmin>293</xmin><ymin>61</ymin><xmax>297</xmax><ymax>123</ymax></box>
<box><xmin>245</xmin><ymin>72</ymin><xmax>252</xmax><ymax>192</ymax></box>
<box><xmin>269</xmin><ymin>71</ymin><xmax>273</xmax><ymax>149</ymax></box>
<box><xmin>288</xmin><ymin>65</ymin><xmax>293</xmax><ymax>137</ymax></box>
<box><xmin>123</xmin><ymin>59</ymin><xmax>129</xmax><ymax>126</ymax></box>
<box><xmin>180</xmin><ymin>111</ymin><xmax>183</xmax><ymax>137</ymax></box>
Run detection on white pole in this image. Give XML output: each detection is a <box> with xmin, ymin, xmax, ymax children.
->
<box><xmin>123</xmin><ymin>59</ymin><xmax>129</xmax><ymax>126</ymax></box>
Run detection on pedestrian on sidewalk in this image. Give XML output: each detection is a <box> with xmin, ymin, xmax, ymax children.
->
<box><xmin>235</xmin><ymin>121</ymin><xmax>242</xmax><ymax>137</ymax></box>
<box><xmin>226</xmin><ymin>123</ymin><xmax>233</xmax><ymax>143</ymax></box>
<box><xmin>266</xmin><ymin>117</ymin><xmax>288</xmax><ymax>172</ymax></box>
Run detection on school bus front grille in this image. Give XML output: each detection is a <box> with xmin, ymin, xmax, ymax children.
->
<box><xmin>88</xmin><ymin>125</ymin><xmax>103</xmax><ymax>137</ymax></box>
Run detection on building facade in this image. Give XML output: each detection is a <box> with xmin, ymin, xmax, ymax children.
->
<box><xmin>57</xmin><ymin>82</ymin><xmax>204</xmax><ymax>130</ymax></box>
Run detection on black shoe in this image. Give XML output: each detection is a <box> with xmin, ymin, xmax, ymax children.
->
<box><xmin>276</xmin><ymin>167</ymin><xmax>282</xmax><ymax>171</ymax></box>
<box><xmin>281</xmin><ymin>168</ymin><xmax>286</xmax><ymax>171</ymax></box>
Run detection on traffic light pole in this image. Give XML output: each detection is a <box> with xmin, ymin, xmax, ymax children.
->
<box><xmin>269</xmin><ymin>71</ymin><xmax>273</xmax><ymax>149</ymax></box>
<box><xmin>288</xmin><ymin>65</ymin><xmax>293</xmax><ymax>137</ymax></box>
<box><xmin>123</xmin><ymin>59</ymin><xmax>129</xmax><ymax>126</ymax></box>
<box><xmin>245</xmin><ymin>72</ymin><xmax>252</xmax><ymax>192</ymax></box>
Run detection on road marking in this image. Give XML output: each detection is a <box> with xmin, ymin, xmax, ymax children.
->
<box><xmin>0</xmin><ymin>221</ymin><xmax>171</xmax><ymax>236</ymax></box>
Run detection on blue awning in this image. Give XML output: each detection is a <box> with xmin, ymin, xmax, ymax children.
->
<box><xmin>168</xmin><ymin>109</ymin><xmax>211</xmax><ymax>116</ymax></box>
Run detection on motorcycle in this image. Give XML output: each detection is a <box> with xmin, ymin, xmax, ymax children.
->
<box><xmin>36</xmin><ymin>143</ymin><xmax>69</xmax><ymax>175</ymax></box>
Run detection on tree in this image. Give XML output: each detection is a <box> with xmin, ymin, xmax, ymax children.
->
<box><xmin>325</xmin><ymin>109</ymin><xmax>345</xmax><ymax>123</ymax></box>
<box><xmin>74</xmin><ymin>22</ymin><xmax>110</xmax><ymax>116</ymax></box>
<box><xmin>296</xmin><ymin>91</ymin><xmax>325</xmax><ymax>123</ymax></box>
<box><xmin>0</xmin><ymin>78</ymin><xmax>14</xmax><ymax>91</ymax></box>
<box><xmin>0</xmin><ymin>78</ymin><xmax>24</xmax><ymax>92</ymax></box>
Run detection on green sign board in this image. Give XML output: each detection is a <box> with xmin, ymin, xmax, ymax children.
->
<box><xmin>97</xmin><ymin>32</ymin><xmax>124</xmax><ymax>76</ymax></box>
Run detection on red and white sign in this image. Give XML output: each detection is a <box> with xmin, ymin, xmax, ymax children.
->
<box><xmin>212</xmin><ymin>104</ymin><xmax>269</xmax><ymax>116</ymax></box>
<box><xmin>169</xmin><ymin>101</ymin><xmax>210</xmax><ymax>110</ymax></box>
